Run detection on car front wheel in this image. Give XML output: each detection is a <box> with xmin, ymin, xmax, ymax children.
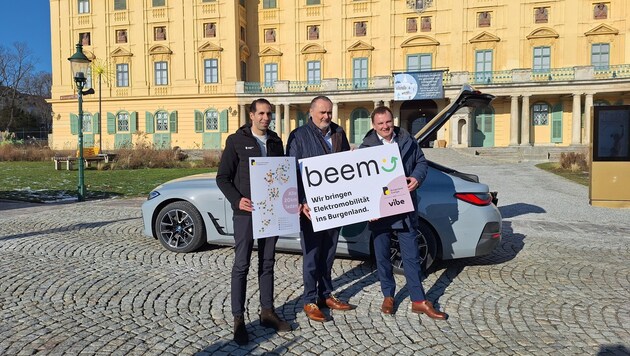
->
<box><xmin>155</xmin><ymin>201</ymin><xmax>206</xmax><ymax>253</ymax></box>
<box><xmin>390</xmin><ymin>221</ymin><xmax>438</xmax><ymax>274</ymax></box>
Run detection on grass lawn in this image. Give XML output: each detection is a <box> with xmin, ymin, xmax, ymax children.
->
<box><xmin>536</xmin><ymin>162</ymin><xmax>589</xmax><ymax>186</ymax></box>
<box><xmin>0</xmin><ymin>161</ymin><xmax>215</xmax><ymax>202</ymax></box>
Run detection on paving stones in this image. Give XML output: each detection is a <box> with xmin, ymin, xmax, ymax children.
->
<box><xmin>1</xmin><ymin>151</ymin><xmax>629</xmax><ymax>355</ymax></box>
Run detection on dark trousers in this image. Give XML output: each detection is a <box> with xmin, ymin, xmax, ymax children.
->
<box><xmin>373</xmin><ymin>227</ymin><xmax>426</xmax><ymax>302</ymax></box>
<box><xmin>300</xmin><ymin>216</ymin><xmax>339</xmax><ymax>305</ymax></box>
<box><xmin>231</xmin><ymin>215</ymin><xmax>278</xmax><ymax>317</ymax></box>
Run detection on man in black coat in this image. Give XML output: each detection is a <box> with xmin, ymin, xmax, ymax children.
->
<box><xmin>286</xmin><ymin>96</ymin><xmax>353</xmax><ymax>322</ymax></box>
<box><xmin>216</xmin><ymin>98</ymin><xmax>291</xmax><ymax>345</ymax></box>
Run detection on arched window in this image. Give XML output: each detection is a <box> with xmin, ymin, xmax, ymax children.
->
<box><xmin>204</xmin><ymin>109</ymin><xmax>219</xmax><ymax>131</ymax></box>
<box><xmin>82</xmin><ymin>113</ymin><xmax>93</xmax><ymax>132</ymax></box>
<box><xmin>117</xmin><ymin>112</ymin><xmax>130</xmax><ymax>132</ymax></box>
<box><xmin>155</xmin><ymin>110</ymin><xmax>169</xmax><ymax>131</ymax></box>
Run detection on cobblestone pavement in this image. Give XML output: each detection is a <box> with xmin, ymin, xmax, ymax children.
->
<box><xmin>1</xmin><ymin>149</ymin><xmax>629</xmax><ymax>355</ymax></box>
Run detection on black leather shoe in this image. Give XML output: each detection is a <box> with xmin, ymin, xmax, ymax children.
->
<box><xmin>233</xmin><ymin>316</ymin><xmax>249</xmax><ymax>345</ymax></box>
<box><xmin>260</xmin><ymin>308</ymin><xmax>291</xmax><ymax>332</ymax></box>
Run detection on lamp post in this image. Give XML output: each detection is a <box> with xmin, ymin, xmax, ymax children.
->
<box><xmin>68</xmin><ymin>42</ymin><xmax>92</xmax><ymax>202</ymax></box>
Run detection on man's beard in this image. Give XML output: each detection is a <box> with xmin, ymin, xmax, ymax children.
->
<box><xmin>316</xmin><ymin>121</ymin><xmax>330</xmax><ymax>131</ymax></box>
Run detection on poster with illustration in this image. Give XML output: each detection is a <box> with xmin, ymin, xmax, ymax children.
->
<box><xmin>250</xmin><ymin>157</ymin><xmax>300</xmax><ymax>239</ymax></box>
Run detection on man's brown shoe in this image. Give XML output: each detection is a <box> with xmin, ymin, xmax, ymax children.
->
<box><xmin>304</xmin><ymin>303</ymin><xmax>326</xmax><ymax>322</ymax></box>
<box><xmin>381</xmin><ymin>297</ymin><xmax>394</xmax><ymax>315</ymax></box>
<box><xmin>411</xmin><ymin>300</ymin><xmax>448</xmax><ymax>320</ymax></box>
<box><xmin>323</xmin><ymin>295</ymin><xmax>353</xmax><ymax>310</ymax></box>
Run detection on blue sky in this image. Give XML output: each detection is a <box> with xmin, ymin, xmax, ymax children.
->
<box><xmin>1</xmin><ymin>1</ymin><xmax>52</xmax><ymax>73</ymax></box>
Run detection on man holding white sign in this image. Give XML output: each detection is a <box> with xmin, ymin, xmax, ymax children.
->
<box><xmin>286</xmin><ymin>95</ymin><xmax>352</xmax><ymax>322</ymax></box>
<box><xmin>359</xmin><ymin>106</ymin><xmax>447</xmax><ymax>320</ymax></box>
<box><xmin>216</xmin><ymin>98</ymin><xmax>291</xmax><ymax>345</ymax></box>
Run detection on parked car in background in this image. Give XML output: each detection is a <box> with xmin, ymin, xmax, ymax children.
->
<box><xmin>141</xmin><ymin>85</ymin><xmax>501</xmax><ymax>272</ymax></box>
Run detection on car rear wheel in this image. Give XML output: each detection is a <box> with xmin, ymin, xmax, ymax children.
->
<box><xmin>391</xmin><ymin>221</ymin><xmax>438</xmax><ymax>274</ymax></box>
<box><xmin>155</xmin><ymin>201</ymin><xmax>206</xmax><ymax>253</ymax></box>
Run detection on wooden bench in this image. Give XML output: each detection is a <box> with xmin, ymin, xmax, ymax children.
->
<box><xmin>53</xmin><ymin>148</ymin><xmax>117</xmax><ymax>170</ymax></box>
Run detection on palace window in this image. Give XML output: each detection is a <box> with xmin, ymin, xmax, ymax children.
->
<box><xmin>116</xmin><ymin>63</ymin><xmax>129</xmax><ymax>87</ymax></box>
<box><xmin>307</xmin><ymin>61</ymin><xmax>321</xmax><ymax>84</ymax></box>
<box><xmin>154</xmin><ymin>61</ymin><xmax>168</xmax><ymax>85</ymax></box>
<box><xmin>533</xmin><ymin>46</ymin><xmax>551</xmax><ymax>72</ymax></box>
<box><xmin>204</xmin><ymin>59</ymin><xmax>219</xmax><ymax>84</ymax></box>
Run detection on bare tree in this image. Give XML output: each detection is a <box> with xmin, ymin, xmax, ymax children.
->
<box><xmin>0</xmin><ymin>42</ymin><xmax>37</xmax><ymax>131</ymax></box>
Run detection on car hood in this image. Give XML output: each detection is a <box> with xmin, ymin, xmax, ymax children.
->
<box><xmin>415</xmin><ymin>84</ymin><xmax>495</xmax><ymax>144</ymax></box>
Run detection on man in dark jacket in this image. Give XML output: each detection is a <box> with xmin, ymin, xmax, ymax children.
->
<box><xmin>286</xmin><ymin>96</ymin><xmax>353</xmax><ymax>322</ymax></box>
<box><xmin>360</xmin><ymin>106</ymin><xmax>447</xmax><ymax>320</ymax></box>
<box><xmin>216</xmin><ymin>98</ymin><xmax>291</xmax><ymax>345</ymax></box>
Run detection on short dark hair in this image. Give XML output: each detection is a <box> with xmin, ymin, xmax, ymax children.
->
<box><xmin>370</xmin><ymin>106</ymin><xmax>394</xmax><ymax>123</ymax></box>
<box><xmin>310</xmin><ymin>95</ymin><xmax>332</xmax><ymax>109</ymax></box>
<box><xmin>249</xmin><ymin>98</ymin><xmax>272</xmax><ymax>114</ymax></box>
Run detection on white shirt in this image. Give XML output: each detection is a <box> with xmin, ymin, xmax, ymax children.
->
<box><xmin>252</xmin><ymin>133</ymin><xmax>268</xmax><ymax>157</ymax></box>
<box><xmin>377</xmin><ymin>131</ymin><xmax>397</xmax><ymax>145</ymax></box>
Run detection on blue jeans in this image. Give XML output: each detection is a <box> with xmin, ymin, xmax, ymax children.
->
<box><xmin>373</xmin><ymin>228</ymin><xmax>426</xmax><ymax>302</ymax></box>
<box><xmin>231</xmin><ymin>215</ymin><xmax>278</xmax><ymax>316</ymax></box>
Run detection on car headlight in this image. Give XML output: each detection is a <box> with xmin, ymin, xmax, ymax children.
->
<box><xmin>147</xmin><ymin>191</ymin><xmax>161</xmax><ymax>200</ymax></box>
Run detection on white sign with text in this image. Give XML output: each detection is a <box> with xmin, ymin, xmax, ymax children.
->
<box><xmin>299</xmin><ymin>144</ymin><xmax>414</xmax><ymax>232</ymax></box>
<box><xmin>250</xmin><ymin>157</ymin><xmax>301</xmax><ymax>239</ymax></box>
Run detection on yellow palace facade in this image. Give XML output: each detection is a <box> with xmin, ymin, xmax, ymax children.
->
<box><xmin>49</xmin><ymin>0</ymin><xmax>630</xmax><ymax>150</ymax></box>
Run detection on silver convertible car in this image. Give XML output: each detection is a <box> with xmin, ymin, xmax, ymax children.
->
<box><xmin>141</xmin><ymin>85</ymin><xmax>501</xmax><ymax>272</ymax></box>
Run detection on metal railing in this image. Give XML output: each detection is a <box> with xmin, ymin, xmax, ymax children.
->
<box><xmin>288</xmin><ymin>81</ymin><xmax>323</xmax><ymax>93</ymax></box>
<box><xmin>240</xmin><ymin>64</ymin><xmax>629</xmax><ymax>94</ymax></box>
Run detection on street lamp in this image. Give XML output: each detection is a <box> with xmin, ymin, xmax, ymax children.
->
<box><xmin>68</xmin><ymin>42</ymin><xmax>93</xmax><ymax>202</ymax></box>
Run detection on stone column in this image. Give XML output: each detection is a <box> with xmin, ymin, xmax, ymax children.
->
<box><xmin>275</xmin><ymin>104</ymin><xmax>283</xmax><ymax>140</ymax></box>
<box><xmin>520</xmin><ymin>95</ymin><xmax>531</xmax><ymax>146</ymax></box>
<box><xmin>584</xmin><ymin>93</ymin><xmax>594</xmax><ymax>144</ymax></box>
<box><xmin>510</xmin><ymin>95</ymin><xmax>519</xmax><ymax>146</ymax></box>
<box><xmin>572</xmin><ymin>93</ymin><xmax>582</xmax><ymax>145</ymax></box>
<box><xmin>239</xmin><ymin>104</ymin><xmax>247</xmax><ymax>126</ymax></box>
<box><xmin>283</xmin><ymin>103</ymin><xmax>291</xmax><ymax>137</ymax></box>
<box><xmin>449</xmin><ymin>96</ymin><xmax>459</xmax><ymax>147</ymax></box>
<box><xmin>332</xmin><ymin>101</ymin><xmax>339</xmax><ymax>124</ymax></box>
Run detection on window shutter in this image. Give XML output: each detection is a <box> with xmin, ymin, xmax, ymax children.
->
<box><xmin>220</xmin><ymin>109</ymin><xmax>228</xmax><ymax>133</ymax></box>
<box><xmin>92</xmin><ymin>113</ymin><xmax>100</xmax><ymax>134</ymax></box>
<box><xmin>145</xmin><ymin>111</ymin><xmax>154</xmax><ymax>133</ymax></box>
<box><xmin>70</xmin><ymin>114</ymin><xmax>78</xmax><ymax>135</ymax></box>
<box><xmin>194</xmin><ymin>110</ymin><xmax>204</xmax><ymax>133</ymax></box>
<box><xmin>107</xmin><ymin>113</ymin><xmax>116</xmax><ymax>134</ymax></box>
<box><xmin>131</xmin><ymin>112</ymin><xmax>138</xmax><ymax>132</ymax></box>
<box><xmin>169</xmin><ymin>111</ymin><xmax>178</xmax><ymax>133</ymax></box>
<box><xmin>551</xmin><ymin>103</ymin><xmax>563</xmax><ymax>143</ymax></box>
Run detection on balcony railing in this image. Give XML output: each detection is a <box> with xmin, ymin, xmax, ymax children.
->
<box><xmin>239</xmin><ymin>65</ymin><xmax>629</xmax><ymax>95</ymax></box>
<box><xmin>594</xmin><ymin>64</ymin><xmax>630</xmax><ymax>79</ymax></box>
<box><xmin>289</xmin><ymin>81</ymin><xmax>322</xmax><ymax>93</ymax></box>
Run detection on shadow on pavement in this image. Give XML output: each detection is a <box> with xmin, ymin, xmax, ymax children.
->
<box><xmin>499</xmin><ymin>202</ymin><xmax>546</xmax><ymax>219</ymax></box>
<box><xmin>597</xmin><ymin>344</ymin><xmax>630</xmax><ymax>355</ymax></box>
<box><xmin>414</xmin><ymin>221</ymin><xmax>526</xmax><ymax>311</ymax></box>
<box><xmin>196</xmin><ymin>221</ymin><xmax>526</xmax><ymax>353</ymax></box>
<box><xmin>195</xmin><ymin>261</ymin><xmax>377</xmax><ymax>354</ymax></box>
<box><xmin>0</xmin><ymin>217</ymin><xmax>140</xmax><ymax>241</ymax></box>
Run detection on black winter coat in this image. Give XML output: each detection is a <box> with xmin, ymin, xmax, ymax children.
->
<box><xmin>216</xmin><ymin>124</ymin><xmax>284</xmax><ymax>215</ymax></box>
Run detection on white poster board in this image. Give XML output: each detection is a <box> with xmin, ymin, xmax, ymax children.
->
<box><xmin>299</xmin><ymin>144</ymin><xmax>414</xmax><ymax>232</ymax></box>
<box><xmin>250</xmin><ymin>157</ymin><xmax>300</xmax><ymax>239</ymax></box>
